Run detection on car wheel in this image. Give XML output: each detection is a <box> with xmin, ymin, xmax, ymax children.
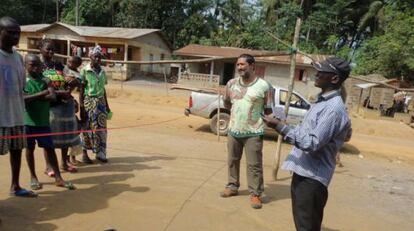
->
<box><xmin>210</xmin><ymin>112</ymin><xmax>230</xmax><ymax>136</ymax></box>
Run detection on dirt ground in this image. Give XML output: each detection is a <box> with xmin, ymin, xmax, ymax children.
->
<box><xmin>1</xmin><ymin>80</ymin><xmax>413</xmax><ymax>231</ymax></box>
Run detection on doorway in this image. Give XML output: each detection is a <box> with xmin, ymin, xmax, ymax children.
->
<box><xmin>223</xmin><ymin>62</ymin><xmax>235</xmax><ymax>85</ymax></box>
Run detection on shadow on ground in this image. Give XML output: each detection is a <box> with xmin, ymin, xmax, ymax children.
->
<box><xmin>237</xmin><ymin>179</ymin><xmax>292</xmax><ymax>204</ymax></box>
<box><xmin>322</xmin><ymin>225</ymin><xmax>341</xmax><ymax>231</ymax></box>
<box><xmin>77</xmin><ymin>155</ymin><xmax>175</xmax><ymax>173</ymax></box>
<box><xmin>0</xmin><ymin>155</ymin><xmax>174</xmax><ymax>231</ymax></box>
<box><xmin>195</xmin><ymin>124</ymin><xmax>213</xmax><ymax>134</ymax></box>
<box><xmin>340</xmin><ymin>143</ymin><xmax>360</xmax><ymax>155</ymax></box>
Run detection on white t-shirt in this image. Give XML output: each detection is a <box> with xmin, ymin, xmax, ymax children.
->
<box><xmin>0</xmin><ymin>49</ymin><xmax>26</xmax><ymax>127</ymax></box>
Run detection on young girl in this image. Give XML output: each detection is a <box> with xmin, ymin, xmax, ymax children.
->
<box><xmin>80</xmin><ymin>45</ymin><xmax>111</xmax><ymax>163</ymax></box>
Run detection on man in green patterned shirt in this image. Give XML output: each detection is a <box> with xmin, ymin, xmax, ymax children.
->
<box><xmin>220</xmin><ymin>54</ymin><xmax>272</xmax><ymax>209</ymax></box>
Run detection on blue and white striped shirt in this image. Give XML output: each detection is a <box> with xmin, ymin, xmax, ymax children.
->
<box><xmin>280</xmin><ymin>90</ymin><xmax>351</xmax><ymax>187</ymax></box>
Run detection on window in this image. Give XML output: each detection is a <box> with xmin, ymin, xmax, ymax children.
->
<box><xmin>279</xmin><ymin>90</ymin><xmax>309</xmax><ymax>109</ymax></box>
<box><xmin>294</xmin><ymin>69</ymin><xmax>307</xmax><ymax>82</ymax></box>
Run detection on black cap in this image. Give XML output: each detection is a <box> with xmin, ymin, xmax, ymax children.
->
<box><xmin>312</xmin><ymin>57</ymin><xmax>351</xmax><ymax>79</ymax></box>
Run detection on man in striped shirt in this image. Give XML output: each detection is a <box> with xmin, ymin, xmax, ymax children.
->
<box><xmin>263</xmin><ymin>57</ymin><xmax>352</xmax><ymax>231</ymax></box>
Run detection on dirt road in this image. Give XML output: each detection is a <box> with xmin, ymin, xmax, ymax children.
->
<box><xmin>0</xmin><ymin>82</ymin><xmax>413</xmax><ymax>231</ymax></box>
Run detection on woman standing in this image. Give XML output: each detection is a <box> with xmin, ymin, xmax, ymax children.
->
<box><xmin>40</xmin><ymin>38</ymin><xmax>80</xmax><ymax>173</ymax></box>
<box><xmin>80</xmin><ymin>45</ymin><xmax>110</xmax><ymax>163</ymax></box>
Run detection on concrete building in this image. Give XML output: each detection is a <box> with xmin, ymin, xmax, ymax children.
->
<box><xmin>19</xmin><ymin>22</ymin><xmax>172</xmax><ymax>80</ymax></box>
<box><xmin>174</xmin><ymin>44</ymin><xmax>327</xmax><ymax>97</ymax></box>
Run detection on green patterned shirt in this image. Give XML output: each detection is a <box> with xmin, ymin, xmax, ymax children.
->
<box><xmin>224</xmin><ymin>77</ymin><xmax>271</xmax><ymax>137</ymax></box>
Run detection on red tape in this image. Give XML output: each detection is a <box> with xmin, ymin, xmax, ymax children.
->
<box><xmin>0</xmin><ymin>116</ymin><xmax>184</xmax><ymax>140</ymax></box>
<box><xmin>2</xmin><ymin>97</ymin><xmax>222</xmax><ymax>140</ymax></box>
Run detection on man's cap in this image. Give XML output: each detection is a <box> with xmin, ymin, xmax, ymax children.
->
<box><xmin>312</xmin><ymin>57</ymin><xmax>351</xmax><ymax>79</ymax></box>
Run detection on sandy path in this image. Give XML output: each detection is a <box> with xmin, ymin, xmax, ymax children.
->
<box><xmin>0</xmin><ymin>82</ymin><xmax>413</xmax><ymax>231</ymax></box>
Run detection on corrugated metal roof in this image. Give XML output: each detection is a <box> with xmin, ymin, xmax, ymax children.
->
<box><xmin>21</xmin><ymin>22</ymin><xmax>160</xmax><ymax>39</ymax></box>
<box><xmin>174</xmin><ymin>44</ymin><xmax>328</xmax><ymax>66</ymax></box>
<box><xmin>174</xmin><ymin>44</ymin><xmax>267</xmax><ymax>58</ymax></box>
<box><xmin>20</xmin><ymin>24</ymin><xmax>50</xmax><ymax>32</ymax></box>
<box><xmin>354</xmin><ymin>77</ymin><xmax>399</xmax><ymax>89</ymax></box>
<box><xmin>355</xmin><ymin>83</ymin><xmax>379</xmax><ymax>89</ymax></box>
<box><xmin>257</xmin><ymin>54</ymin><xmax>328</xmax><ymax>65</ymax></box>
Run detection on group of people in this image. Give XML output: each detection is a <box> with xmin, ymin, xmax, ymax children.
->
<box><xmin>0</xmin><ymin>17</ymin><xmax>110</xmax><ymax>198</ymax></box>
<box><xmin>1</xmin><ymin>15</ymin><xmax>353</xmax><ymax>231</ymax></box>
<box><xmin>220</xmin><ymin>53</ymin><xmax>352</xmax><ymax>231</ymax></box>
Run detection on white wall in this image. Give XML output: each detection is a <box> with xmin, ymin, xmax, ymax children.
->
<box><xmin>132</xmin><ymin>33</ymin><xmax>172</xmax><ymax>75</ymax></box>
<box><xmin>263</xmin><ymin>64</ymin><xmax>319</xmax><ymax>99</ymax></box>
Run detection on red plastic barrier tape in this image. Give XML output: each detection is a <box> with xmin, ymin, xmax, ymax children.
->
<box><xmin>0</xmin><ymin>117</ymin><xmax>184</xmax><ymax>140</ymax></box>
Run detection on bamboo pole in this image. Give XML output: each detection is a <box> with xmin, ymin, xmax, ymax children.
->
<box><xmin>208</xmin><ymin>61</ymin><xmax>220</xmax><ymax>141</ymax></box>
<box><xmin>272</xmin><ymin>16</ymin><xmax>302</xmax><ymax>181</ymax></box>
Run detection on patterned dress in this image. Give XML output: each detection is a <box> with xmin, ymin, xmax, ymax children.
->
<box><xmin>80</xmin><ymin>64</ymin><xmax>108</xmax><ymax>159</ymax></box>
<box><xmin>42</xmin><ymin>60</ymin><xmax>80</xmax><ymax>149</ymax></box>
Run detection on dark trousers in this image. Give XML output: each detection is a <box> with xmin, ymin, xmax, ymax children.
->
<box><xmin>226</xmin><ymin>135</ymin><xmax>264</xmax><ymax>196</ymax></box>
<box><xmin>291</xmin><ymin>173</ymin><xmax>328</xmax><ymax>231</ymax></box>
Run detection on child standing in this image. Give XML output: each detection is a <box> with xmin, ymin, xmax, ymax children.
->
<box><xmin>23</xmin><ymin>54</ymin><xmax>75</xmax><ymax>190</ymax></box>
<box><xmin>63</xmin><ymin>56</ymin><xmax>83</xmax><ymax>167</ymax></box>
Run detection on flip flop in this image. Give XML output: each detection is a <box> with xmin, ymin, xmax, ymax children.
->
<box><xmin>61</xmin><ymin>165</ymin><xmax>78</xmax><ymax>173</ymax></box>
<box><xmin>10</xmin><ymin>189</ymin><xmax>38</xmax><ymax>197</ymax></box>
<box><xmin>56</xmin><ymin>181</ymin><xmax>76</xmax><ymax>190</ymax></box>
<box><xmin>44</xmin><ymin>170</ymin><xmax>55</xmax><ymax>177</ymax></box>
<box><xmin>30</xmin><ymin>181</ymin><xmax>43</xmax><ymax>190</ymax></box>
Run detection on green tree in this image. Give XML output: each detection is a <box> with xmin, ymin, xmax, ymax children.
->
<box><xmin>354</xmin><ymin>5</ymin><xmax>414</xmax><ymax>84</ymax></box>
<box><xmin>0</xmin><ymin>0</ymin><xmax>57</xmax><ymax>25</ymax></box>
<box><xmin>61</xmin><ymin>0</ymin><xmax>115</xmax><ymax>26</ymax></box>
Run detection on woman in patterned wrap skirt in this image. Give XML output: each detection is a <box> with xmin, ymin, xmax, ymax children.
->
<box><xmin>79</xmin><ymin>45</ymin><xmax>110</xmax><ymax>163</ymax></box>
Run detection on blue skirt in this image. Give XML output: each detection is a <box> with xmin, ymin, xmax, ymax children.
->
<box><xmin>49</xmin><ymin>98</ymin><xmax>81</xmax><ymax>149</ymax></box>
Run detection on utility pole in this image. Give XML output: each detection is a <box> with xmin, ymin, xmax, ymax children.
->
<box><xmin>272</xmin><ymin>0</ymin><xmax>303</xmax><ymax>180</ymax></box>
<box><xmin>76</xmin><ymin>0</ymin><xmax>80</xmax><ymax>26</ymax></box>
<box><xmin>239</xmin><ymin>0</ymin><xmax>242</xmax><ymax>26</ymax></box>
<box><xmin>56</xmin><ymin>0</ymin><xmax>60</xmax><ymax>22</ymax></box>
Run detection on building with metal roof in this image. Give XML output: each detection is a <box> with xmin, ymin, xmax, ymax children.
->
<box><xmin>19</xmin><ymin>22</ymin><xmax>173</xmax><ymax>80</ymax></box>
<box><xmin>174</xmin><ymin>44</ymin><xmax>328</xmax><ymax>97</ymax></box>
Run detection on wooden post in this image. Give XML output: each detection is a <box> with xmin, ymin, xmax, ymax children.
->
<box><xmin>66</xmin><ymin>40</ymin><xmax>71</xmax><ymax>58</ymax></box>
<box><xmin>217</xmin><ymin>89</ymin><xmax>221</xmax><ymax>141</ymax></box>
<box><xmin>209</xmin><ymin>61</ymin><xmax>215</xmax><ymax>87</ymax></box>
<box><xmin>357</xmin><ymin>88</ymin><xmax>363</xmax><ymax>114</ymax></box>
<box><xmin>178</xmin><ymin>64</ymin><xmax>182</xmax><ymax>82</ymax></box>
<box><xmin>163</xmin><ymin>67</ymin><xmax>169</xmax><ymax>96</ymax></box>
<box><xmin>208</xmin><ymin>61</ymin><xmax>220</xmax><ymax>141</ymax></box>
<box><xmin>124</xmin><ymin>44</ymin><xmax>128</xmax><ymax>62</ymax></box>
<box><xmin>124</xmin><ymin>43</ymin><xmax>128</xmax><ymax>81</ymax></box>
<box><xmin>272</xmin><ymin>15</ymin><xmax>302</xmax><ymax>181</ymax></box>
<box><xmin>367</xmin><ymin>87</ymin><xmax>373</xmax><ymax>109</ymax></box>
